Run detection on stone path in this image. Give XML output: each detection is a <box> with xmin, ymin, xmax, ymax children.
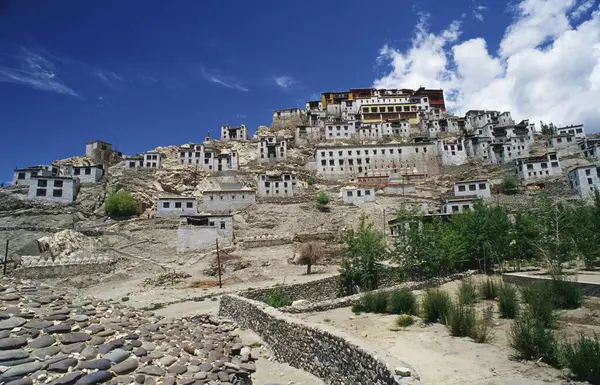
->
<box><xmin>0</xmin><ymin>277</ymin><xmax>257</xmax><ymax>384</ymax></box>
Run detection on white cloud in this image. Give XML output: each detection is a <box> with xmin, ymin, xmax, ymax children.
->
<box><xmin>571</xmin><ymin>0</ymin><xmax>595</xmax><ymax>20</ymax></box>
<box><xmin>473</xmin><ymin>4</ymin><xmax>487</xmax><ymax>21</ymax></box>
<box><xmin>0</xmin><ymin>47</ymin><xmax>78</xmax><ymax>97</ymax></box>
<box><xmin>374</xmin><ymin>0</ymin><xmax>600</xmax><ymax>130</ymax></box>
<box><xmin>201</xmin><ymin>67</ymin><xmax>248</xmax><ymax>92</ymax></box>
<box><xmin>95</xmin><ymin>70</ymin><xmax>125</xmax><ymax>88</ymax></box>
<box><xmin>274</xmin><ymin>75</ymin><xmax>298</xmax><ymax>89</ymax></box>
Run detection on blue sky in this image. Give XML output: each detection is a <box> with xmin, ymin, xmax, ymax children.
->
<box><xmin>2</xmin><ymin>0</ymin><xmax>599</xmax><ymax>183</ymax></box>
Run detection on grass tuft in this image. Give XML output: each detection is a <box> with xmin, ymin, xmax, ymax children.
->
<box><xmin>421</xmin><ymin>289</ymin><xmax>452</xmax><ymax>324</ymax></box>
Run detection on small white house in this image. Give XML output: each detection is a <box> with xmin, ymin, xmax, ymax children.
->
<box><xmin>556</xmin><ymin>124</ymin><xmax>585</xmax><ymax>139</ymax></box>
<box><xmin>156</xmin><ymin>196</ymin><xmax>198</xmax><ymax>218</ymax></box>
<box><xmin>257</xmin><ymin>136</ymin><xmax>287</xmax><ymax>163</ymax></box>
<box><xmin>453</xmin><ymin>180</ymin><xmax>491</xmax><ymax>198</ymax></box>
<box><xmin>442</xmin><ymin>196</ymin><xmax>475</xmax><ymax>214</ymax></box>
<box><xmin>61</xmin><ymin>164</ymin><xmax>104</xmax><ymax>184</ymax></box>
<box><xmin>439</xmin><ymin>139</ymin><xmax>468</xmax><ymax>166</ymax></box>
<box><xmin>325</xmin><ymin>121</ymin><xmax>356</xmax><ymax>140</ymax></box>
<box><xmin>123</xmin><ymin>156</ymin><xmax>143</xmax><ymax>169</ymax></box>
<box><xmin>341</xmin><ymin>186</ymin><xmax>376</xmax><ymax>205</ymax></box>
<box><xmin>568</xmin><ymin>165</ymin><xmax>600</xmax><ymax>198</ymax></box>
<box><xmin>177</xmin><ymin>215</ymin><xmax>233</xmax><ymax>253</ymax></box>
<box><xmin>256</xmin><ymin>173</ymin><xmax>300</xmax><ymax>197</ymax></box>
<box><xmin>12</xmin><ymin>165</ymin><xmax>60</xmax><ymax>187</ymax></box>
<box><xmin>514</xmin><ymin>152</ymin><xmax>562</xmax><ymax>180</ymax></box>
<box><xmin>143</xmin><ymin>152</ymin><xmax>161</xmax><ymax>168</ymax></box>
<box><xmin>27</xmin><ymin>176</ymin><xmax>79</xmax><ymax>204</ymax></box>
<box><xmin>548</xmin><ymin>134</ymin><xmax>577</xmax><ymax>150</ymax></box>
<box><xmin>221</xmin><ymin>124</ymin><xmax>249</xmax><ymax>141</ymax></box>
<box><xmin>202</xmin><ymin>188</ymin><xmax>256</xmax><ymax>213</ymax></box>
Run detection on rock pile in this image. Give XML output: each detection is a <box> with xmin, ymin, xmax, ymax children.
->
<box><xmin>0</xmin><ymin>277</ymin><xmax>257</xmax><ymax>384</ymax></box>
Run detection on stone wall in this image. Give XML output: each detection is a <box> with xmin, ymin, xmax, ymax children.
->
<box><xmin>219</xmin><ymin>295</ymin><xmax>420</xmax><ymax>385</ymax></box>
<box><xmin>502</xmin><ymin>273</ymin><xmax>600</xmax><ymax>297</ymax></box>
<box><xmin>13</xmin><ymin>262</ymin><xmax>113</xmax><ymax>279</ymax></box>
<box><xmin>238</xmin><ymin>235</ymin><xmax>293</xmax><ymax>249</ymax></box>
<box><xmin>241</xmin><ymin>274</ymin><xmax>341</xmax><ymax>303</ymax></box>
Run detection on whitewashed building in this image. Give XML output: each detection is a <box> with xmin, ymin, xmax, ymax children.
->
<box><xmin>311</xmin><ymin>142</ymin><xmax>438</xmax><ymax>180</ymax></box>
<box><xmin>221</xmin><ymin>124</ymin><xmax>248</xmax><ymax>141</ymax></box>
<box><xmin>273</xmin><ymin>108</ymin><xmax>303</xmax><ymax>120</ymax></box>
<box><xmin>548</xmin><ymin>134</ymin><xmax>577</xmax><ymax>150</ymax></box>
<box><xmin>27</xmin><ymin>176</ymin><xmax>79</xmax><ymax>204</ymax></box>
<box><xmin>257</xmin><ymin>173</ymin><xmax>300</xmax><ymax>197</ymax></box>
<box><xmin>341</xmin><ymin>186</ymin><xmax>376</xmax><ymax>205</ymax></box>
<box><xmin>582</xmin><ymin>143</ymin><xmax>600</xmax><ymax>159</ymax></box>
<box><xmin>124</xmin><ymin>156</ymin><xmax>144</xmax><ymax>169</ymax></box>
<box><xmin>61</xmin><ymin>164</ymin><xmax>104</xmax><ymax>184</ymax></box>
<box><xmin>178</xmin><ymin>142</ymin><xmax>239</xmax><ymax>172</ymax></box>
<box><xmin>453</xmin><ymin>180</ymin><xmax>491</xmax><ymax>198</ymax></box>
<box><xmin>202</xmin><ymin>188</ymin><xmax>256</xmax><ymax>213</ymax></box>
<box><xmin>556</xmin><ymin>124</ymin><xmax>585</xmax><ymax>139</ymax></box>
<box><xmin>295</xmin><ymin>125</ymin><xmax>321</xmax><ymax>145</ymax></box>
<box><xmin>157</xmin><ymin>196</ymin><xmax>198</xmax><ymax>218</ymax></box>
<box><xmin>177</xmin><ymin>215</ymin><xmax>233</xmax><ymax>253</ymax></box>
<box><xmin>439</xmin><ymin>139</ymin><xmax>468</xmax><ymax>166</ymax></box>
<box><xmin>514</xmin><ymin>152</ymin><xmax>562</xmax><ymax>181</ymax></box>
<box><xmin>568</xmin><ymin>165</ymin><xmax>600</xmax><ymax>198</ymax></box>
<box><xmin>257</xmin><ymin>136</ymin><xmax>287</xmax><ymax>163</ymax></box>
<box><xmin>442</xmin><ymin>196</ymin><xmax>475</xmax><ymax>214</ymax></box>
<box><xmin>325</xmin><ymin>120</ymin><xmax>356</xmax><ymax>140</ymax></box>
<box><xmin>12</xmin><ymin>165</ymin><xmax>60</xmax><ymax>187</ymax></box>
<box><xmin>143</xmin><ymin>152</ymin><xmax>161</xmax><ymax>168</ymax></box>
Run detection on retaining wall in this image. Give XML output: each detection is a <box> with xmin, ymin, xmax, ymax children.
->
<box><xmin>502</xmin><ymin>273</ymin><xmax>600</xmax><ymax>297</ymax></box>
<box><xmin>219</xmin><ymin>295</ymin><xmax>420</xmax><ymax>385</ymax></box>
<box><xmin>13</xmin><ymin>263</ymin><xmax>113</xmax><ymax>279</ymax></box>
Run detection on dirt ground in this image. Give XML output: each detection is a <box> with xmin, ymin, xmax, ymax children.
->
<box><xmin>296</xmin><ymin>276</ymin><xmax>600</xmax><ymax>385</ymax></box>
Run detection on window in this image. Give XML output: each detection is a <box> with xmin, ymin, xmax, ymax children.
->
<box><xmin>85</xmin><ymin>168</ymin><xmax>91</xmax><ymax>175</ymax></box>
<box><xmin>469</xmin><ymin>184</ymin><xmax>476</xmax><ymax>191</ymax></box>
<box><xmin>163</xmin><ymin>202</ymin><xmax>170</xmax><ymax>208</ymax></box>
<box><xmin>527</xmin><ymin>164</ymin><xmax>534</xmax><ymax>170</ymax></box>
<box><xmin>53</xmin><ymin>189</ymin><xmax>62</xmax><ymax>197</ymax></box>
<box><xmin>479</xmin><ymin>183</ymin><xmax>487</xmax><ymax>190</ymax></box>
<box><xmin>551</xmin><ymin>161</ymin><xmax>559</xmax><ymax>167</ymax></box>
<box><xmin>347</xmin><ymin>191</ymin><xmax>353</xmax><ymax>197</ymax></box>
<box><xmin>17</xmin><ymin>172</ymin><xmax>25</xmax><ymax>179</ymax></box>
<box><xmin>54</xmin><ymin>180</ymin><xmax>63</xmax><ymax>188</ymax></box>
<box><xmin>220</xmin><ymin>221</ymin><xmax>226</xmax><ymax>229</ymax></box>
<box><xmin>37</xmin><ymin>179</ymin><xmax>47</xmax><ymax>187</ymax></box>
<box><xmin>452</xmin><ymin>205</ymin><xmax>459</xmax><ymax>212</ymax></box>
<box><xmin>186</xmin><ymin>202</ymin><xmax>193</xmax><ymax>208</ymax></box>
<box><xmin>175</xmin><ymin>202</ymin><xmax>182</xmax><ymax>208</ymax></box>
<box><xmin>458</xmin><ymin>185</ymin><xmax>466</xmax><ymax>192</ymax></box>
<box><xmin>357</xmin><ymin>190</ymin><xmax>362</xmax><ymax>196</ymax></box>
<box><xmin>586</xmin><ymin>169</ymin><xmax>591</xmax><ymax>176</ymax></box>
<box><xmin>209</xmin><ymin>222</ymin><xmax>215</xmax><ymax>226</ymax></box>
<box><xmin>365</xmin><ymin>189</ymin><xmax>371</xmax><ymax>195</ymax></box>
<box><xmin>36</xmin><ymin>189</ymin><xmax>46</xmax><ymax>196</ymax></box>
<box><xmin>220</xmin><ymin>196</ymin><xmax>224</xmax><ymax>200</ymax></box>
<box><xmin>232</xmin><ymin>195</ymin><xmax>236</xmax><ymax>199</ymax></box>
<box><xmin>588</xmin><ymin>178</ymin><xmax>593</xmax><ymax>185</ymax></box>
<box><xmin>463</xmin><ymin>205</ymin><xmax>470</xmax><ymax>210</ymax></box>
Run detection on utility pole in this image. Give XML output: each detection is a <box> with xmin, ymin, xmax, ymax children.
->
<box><xmin>216</xmin><ymin>239</ymin><xmax>222</xmax><ymax>288</ymax></box>
<box><xmin>383</xmin><ymin>209</ymin><xmax>386</xmax><ymax>236</ymax></box>
<box><xmin>3</xmin><ymin>240</ymin><xmax>8</xmax><ymax>275</ymax></box>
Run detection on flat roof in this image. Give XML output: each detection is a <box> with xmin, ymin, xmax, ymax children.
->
<box><xmin>30</xmin><ymin>176</ymin><xmax>77</xmax><ymax>181</ymax></box>
<box><xmin>568</xmin><ymin>164</ymin><xmax>597</xmax><ymax>172</ymax></box>
<box><xmin>316</xmin><ymin>142</ymin><xmax>434</xmax><ymax>150</ymax></box>
<box><xmin>158</xmin><ymin>196</ymin><xmax>197</xmax><ymax>200</ymax></box>
<box><xmin>454</xmin><ymin>179</ymin><xmax>490</xmax><ymax>185</ymax></box>
<box><xmin>444</xmin><ymin>195</ymin><xmax>478</xmax><ymax>202</ymax></box>
<box><xmin>202</xmin><ymin>189</ymin><xmax>255</xmax><ymax>193</ymax></box>
<box><xmin>14</xmin><ymin>165</ymin><xmax>57</xmax><ymax>172</ymax></box>
<box><xmin>86</xmin><ymin>140</ymin><xmax>111</xmax><ymax>145</ymax></box>
<box><xmin>181</xmin><ymin>214</ymin><xmax>233</xmax><ymax>218</ymax></box>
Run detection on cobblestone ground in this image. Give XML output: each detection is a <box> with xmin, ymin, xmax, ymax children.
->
<box><xmin>0</xmin><ymin>277</ymin><xmax>257</xmax><ymax>385</ymax></box>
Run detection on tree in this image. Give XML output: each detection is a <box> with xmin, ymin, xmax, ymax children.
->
<box><xmin>340</xmin><ymin>214</ymin><xmax>387</xmax><ymax>295</ymax></box>
<box><xmin>501</xmin><ymin>174</ymin><xmax>520</xmax><ymax>194</ymax></box>
<box><xmin>105</xmin><ymin>190</ymin><xmax>138</xmax><ymax>217</ymax></box>
<box><xmin>510</xmin><ymin>211</ymin><xmax>540</xmax><ymax>270</ymax></box>
<box><xmin>298</xmin><ymin>242</ymin><xmax>324</xmax><ymax>274</ymax></box>
<box><xmin>316</xmin><ymin>192</ymin><xmax>330</xmax><ymax>211</ymax></box>
<box><xmin>540</xmin><ymin>121</ymin><xmax>556</xmax><ymax>136</ymax></box>
<box><xmin>569</xmin><ymin>189</ymin><xmax>600</xmax><ymax>269</ymax></box>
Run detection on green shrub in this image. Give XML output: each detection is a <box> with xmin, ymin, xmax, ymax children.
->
<box><xmin>545</xmin><ymin>277</ymin><xmax>583</xmax><ymax>310</ymax></box>
<box><xmin>121</xmin><ymin>296</ymin><xmax>130</xmax><ymax>302</ymax></box>
<box><xmin>421</xmin><ymin>289</ymin><xmax>452</xmax><ymax>324</ymax></box>
<box><xmin>521</xmin><ymin>284</ymin><xmax>557</xmax><ymax>328</ymax></box>
<box><xmin>316</xmin><ymin>192</ymin><xmax>330</xmax><ymax>208</ymax></box>
<box><xmin>501</xmin><ymin>174</ymin><xmax>520</xmax><ymax>193</ymax></box>
<box><xmin>479</xmin><ymin>277</ymin><xmax>499</xmax><ymax>300</ymax></box>
<box><xmin>498</xmin><ymin>284</ymin><xmax>519</xmax><ymax>318</ymax></box>
<box><xmin>388</xmin><ymin>289</ymin><xmax>417</xmax><ymax>315</ymax></box>
<box><xmin>264</xmin><ymin>285</ymin><xmax>292</xmax><ymax>308</ymax></box>
<box><xmin>105</xmin><ymin>190</ymin><xmax>138</xmax><ymax>217</ymax></box>
<box><xmin>509</xmin><ymin>315</ymin><xmax>561</xmax><ymax>367</ymax></box>
<box><xmin>562</xmin><ymin>333</ymin><xmax>600</xmax><ymax>383</ymax></box>
<box><xmin>447</xmin><ymin>301</ymin><xmax>476</xmax><ymax>337</ymax></box>
<box><xmin>353</xmin><ymin>291</ymin><xmax>389</xmax><ymax>313</ymax></box>
<box><xmin>472</xmin><ymin>305</ymin><xmax>495</xmax><ymax>343</ymax></box>
<box><xmin>396</xmin><ymin>314</ymin><xmax>415</xmax><ymax>328</ymax></box>
<box><xmin>458</xmin><ymin>279</ymin><xmax>478</xmax><ymax>305</ymax></box>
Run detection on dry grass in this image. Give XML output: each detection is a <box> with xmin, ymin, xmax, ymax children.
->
<box><xmin>185</xmin><ymin>279</ymin><xmax>233</xmax><ymax>288</ymax></box>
